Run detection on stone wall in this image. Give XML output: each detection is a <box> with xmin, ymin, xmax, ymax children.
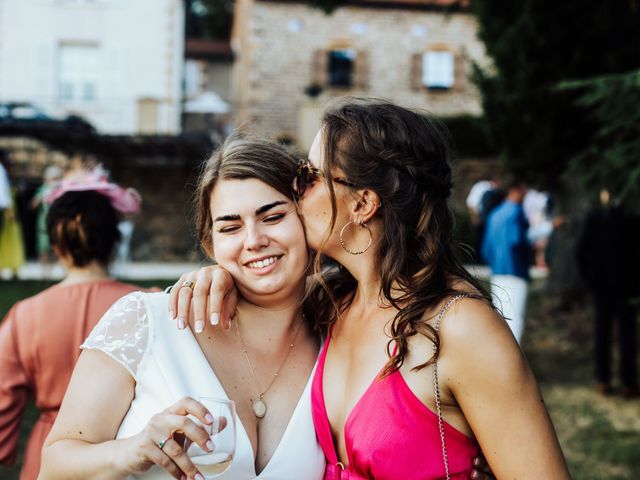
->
<box><xmin>232</xmin><ymin>0</ymin><xmax>488</xmax><ymax>144</ymax></box>
<box><xmin>111</xmin><ymin>163</ymin><xmax>203</xmax><ymax>262</ymax></box>
<box><xmin>1</xmin><ymin>136</ymin><xmax>208</xmax><ymax>262</ymax></box>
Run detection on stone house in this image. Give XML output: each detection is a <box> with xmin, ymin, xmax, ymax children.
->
<box><xmin>230</xmin><ymin>0</ymin><xmax>488</xmax><ymax>149</ymax></box>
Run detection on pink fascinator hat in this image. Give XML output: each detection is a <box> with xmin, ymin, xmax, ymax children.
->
<box><xmin>46</xmin><ymin>164</ymin><xmax>141</xmax><ymax>215</ymax></box>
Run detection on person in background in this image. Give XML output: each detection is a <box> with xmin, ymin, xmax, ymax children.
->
<box><xmin>524</xmin><ymin>189</ymin><xmax>565</xmax><ymax>270</ymax></box>
<box><xmin>0</xmin><ymin>150</ymin><xmax>11</xmax><ymax>234</ymax></box>
<box><xmin>465</xmin><ymin>177</ymin><xmax>497</xmax><ymax>263</ymax></box>
<box><xmin>576</xmin><ymin>188</ymin><xmax>639</xmax><ymax>398</ymax></box>
<box><xmin>31</xmin><ymin>165</ymin><xmax>63</xmax><ymax>264</ymax></box>
<box><xmin>0</xmin><ymin>167</ymin><xmax>141</xmax><ymax>480</ymax></box>
<box><xmin>481</xmin><ymin>178</ymin><xmax>531</xmax><ymax>343</ymax></box>
<box><xmin>0</xmin><ymin>151</ymin><xmax>25</xmax><ymax>277</ymax></box>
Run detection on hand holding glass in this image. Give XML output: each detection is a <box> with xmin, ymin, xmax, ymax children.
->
<box><xmin>184</xmin><ymin>398</ymin><xmax>236</xmax><ymax>478</ymax></box>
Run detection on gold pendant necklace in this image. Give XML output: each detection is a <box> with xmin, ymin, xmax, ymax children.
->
<box><xmin>235</xmin><ymin>313</ymin><xmax>304</xmax><ymax>419</ymax></box>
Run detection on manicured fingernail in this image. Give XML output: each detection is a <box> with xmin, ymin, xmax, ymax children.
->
<box><xmin>169</xmin><ymin>309</ymin><xmax>175</xmax><ymax>320</ymax></box>
<box><xmin>205</xmin><ymin>413</ymin><xmax>214</xmax><ymax>423</ymax></box>
<box><xmin>194</xmin><ymin>320</ymin><xmax>204</xmax><ymax>333</ymax></box>
<box><xmin>206</xmin><ymin>439</ymin><xmax>214</xmax><ymax>451</ymax></box>
<box><xmin>177</xmin><ymin>317</ymin><xmax>185</xmax><ymax>329</ymax></box>
<box><xmin>180</xmin><ymin>475</ymin><xmax>186</xmax><ymax>480</ymax></box>
<box><xmin>195</xmin><ymin>474</ymin><xmax>204</xmax><ymax>480</ymax></box>
<box><xmin>210</xmin><ymin>312</ymin><xmax>219</xmax><ymax>325</ymax></box>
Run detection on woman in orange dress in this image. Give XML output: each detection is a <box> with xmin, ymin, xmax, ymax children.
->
<box><xmin>0</xmin><ymin>168</ymin><xmax>141</xmax><ymax>480</ymax></box>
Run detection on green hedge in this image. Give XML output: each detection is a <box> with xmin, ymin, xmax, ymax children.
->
<box><xmin>438</xmin><ymin>115</ymin><xmax>497</xmax><ymax>157</ymax></box>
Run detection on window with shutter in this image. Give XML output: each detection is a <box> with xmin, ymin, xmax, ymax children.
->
<box><xmin>58</xmin><ymin>44</ymin><xmax>100</xmax><ymax>102</ymax></box>
<box><xmin>422</xmin><ymin>51</ymin><xmax>455</xmax><ymax>90</ymax></box>
<box><xmin>328</xmin><ymin>49</ymin><xmax>356</xmax><ymax>88</ymax></box>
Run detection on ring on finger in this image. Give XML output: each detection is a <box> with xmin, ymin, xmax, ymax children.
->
<box><xmin>158</xmin><ymin>434</ymin><xmax>173</xmax><ymax>450</ymax></box>
<box><xmin>181</xmin><ymin>280</ymin><xmax>195</xmax><ymax>290</ymax></box>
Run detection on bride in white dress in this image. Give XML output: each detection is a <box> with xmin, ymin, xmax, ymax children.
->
<box><xmin>40</xmin><ymin>136</ymin><xmax>326</xmax><ymax>480</ymax></box>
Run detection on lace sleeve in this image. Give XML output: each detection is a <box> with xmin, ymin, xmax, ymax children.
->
<box><xmin>81</xmin><ymin>291</ymin><xmax>150</xmax><ymax>381</ymax></box>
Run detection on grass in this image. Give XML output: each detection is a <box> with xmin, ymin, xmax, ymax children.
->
<box><xmin>1</xmin><ymin>280</ymin><xmax>639</xmax><ymax>479</ymax></box>
<box><xmin>524</xmin><ymin>283</ymin><xmax>640</xmax><ymax>479</ymax></box>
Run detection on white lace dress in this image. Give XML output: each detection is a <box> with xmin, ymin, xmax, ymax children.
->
<box><xmin>81</xmin><ymin>291</ymin><xmax>325</xmax><ymax>480</ymax></box>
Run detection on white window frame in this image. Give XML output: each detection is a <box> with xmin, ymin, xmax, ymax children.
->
<box><xmin>422</xmin><ymin>51</ymin><xmax>455</xmax><ymax>89</ymax></box>
<box><xmin>58</xmin><ymin>43</ymin><xmax>100</xmax><ymax>103</ymax></box>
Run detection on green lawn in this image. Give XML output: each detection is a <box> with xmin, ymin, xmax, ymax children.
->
<box><xmin>1</xmin><ymin>280</ymin><xmax>639</xmax><ymax>479</ymax></box>
<box><xmin>523</xmin><ymin>288</ymin><xmax>640</xmax><ymax>480</ymax></box>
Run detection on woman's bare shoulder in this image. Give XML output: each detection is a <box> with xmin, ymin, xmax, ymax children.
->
<box><xmin>439</xmin><ymin>294</ymin><xmax>530</xmax><ymax>384</ymax></box>
<box><xmin>440</xmin><ymin>293</ymin><xmax>519</xmax><ymax>352</ymax></box>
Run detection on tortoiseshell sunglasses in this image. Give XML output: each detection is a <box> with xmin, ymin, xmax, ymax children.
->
<box><xmin>292</xmin><ymin>159</ymin><xmax>356</xmax><ymax>200</ymax></box>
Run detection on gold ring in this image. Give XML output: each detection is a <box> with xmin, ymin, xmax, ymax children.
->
<box><xmin>158</xmin><ymin>434</ymin><xmax>173</xmax><ymax>450</ymax></box>
<box><xmin>181</xmin><ymin>280</ymin><xmax>195</xmax><ymax>290</ymax></box>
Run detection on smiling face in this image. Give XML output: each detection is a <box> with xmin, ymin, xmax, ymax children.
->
<box><xmin>210</xmin><ymin>177</ymin><xmax>308</xmax><ymax>304</ymax></box>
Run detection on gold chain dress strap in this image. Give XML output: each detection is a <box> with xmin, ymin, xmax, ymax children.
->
<box><xmin>432</xmin><ymin>294</ymin><xmax>471</xmax><ymax>480</ymax></box>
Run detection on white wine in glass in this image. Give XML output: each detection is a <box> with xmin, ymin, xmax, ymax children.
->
<box><xmin>184</xmin><ymin>397</ymin><xmax>236</xmax><ymax>479</ymax></box>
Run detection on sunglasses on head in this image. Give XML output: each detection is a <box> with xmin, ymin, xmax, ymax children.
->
<box><xmin>292</xmin><ymin>159</ymin><xmax>356</xmax><ymax>200</ymax></box>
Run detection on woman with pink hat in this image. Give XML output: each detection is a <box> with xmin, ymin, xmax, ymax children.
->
<box><xmin>0</xmin><ymin>166</ymin><xmax>142</xmax><ymax>480</ymax></box>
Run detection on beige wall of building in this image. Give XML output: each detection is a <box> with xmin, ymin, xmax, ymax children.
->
<box><xmin>231</xmin><ymin>0</ymin><xmax>488</xmax><ymax>149</ymax></box>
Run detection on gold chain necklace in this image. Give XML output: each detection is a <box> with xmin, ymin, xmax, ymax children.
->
<box><xmin>235</xmin><ymin>314</ymin><xmax>304</xmax><ymax>419</ymax></box>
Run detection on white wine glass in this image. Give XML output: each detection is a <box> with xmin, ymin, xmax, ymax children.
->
<box><xmin>184</xmin><ymin>397</ymin><xmax>236</xmax><ymax>479</ymax></box>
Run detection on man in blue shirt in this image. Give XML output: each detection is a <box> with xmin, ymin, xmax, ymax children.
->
<box><xmin>482</xmin><ymin>179</ymin><xmax>531</xmax><ymax>343</ymax></box>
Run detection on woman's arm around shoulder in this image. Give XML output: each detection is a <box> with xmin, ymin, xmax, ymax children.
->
<box><xmin>440</xmin><ymin>297</ymin><xmax>570</xmax><ymax>480</ymax></box>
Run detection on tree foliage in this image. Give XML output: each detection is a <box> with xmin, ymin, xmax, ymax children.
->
<box><xmin>186</xmin><ymin>0</ymin><xmax>234</xmax><ymax>40</ymax></box>
<box><xmin>471</xmin><ymin>1</ymin><xmax>640</xmax><ymax>190</ymax></box>
<box><xmin>440</xmin><ymin>115</ymin><xmax>495</xmax><ymax>157</ymax></box>
<box><xmin>558</xmin><ymin>70</ymin><xmax>640</xmax><ymax>205</ymax></box>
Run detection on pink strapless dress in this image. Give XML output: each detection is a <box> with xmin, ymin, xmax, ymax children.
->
<box><xmin>311</xmin><ymin>335</ymin><xmax>479</xmax><ymax>480</ymax></box>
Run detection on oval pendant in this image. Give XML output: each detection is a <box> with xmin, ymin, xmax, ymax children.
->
<box><xmin>252</xmin><ymin>398</ymin><xmax>267</xmax><ymax>418</ymax></box>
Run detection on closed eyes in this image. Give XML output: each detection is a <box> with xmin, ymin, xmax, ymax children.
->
<box><xmin>216</xmin><ymin>212</ymin><xmax>287</xmax><ymax>234</ymax></box>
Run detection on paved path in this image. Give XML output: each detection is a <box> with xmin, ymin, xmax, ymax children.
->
<box><xmin>2</xmin><ymin>262</ymin><xmax>549</xmax><ymax>281</ymax></box>
<box><xmin>1</xmin><ymin>261</ymin><xmax>201</xmax><ymax>281</ymax></box>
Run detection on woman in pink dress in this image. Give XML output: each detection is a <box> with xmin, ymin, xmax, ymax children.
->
<box><xmin>172</xmin><ymin>100</ymin><xmax>570</xmax><ymax>479</ymax></box>
<box><xmin>0</xmin><ymin>170</ymin><xmax>140</xmax><ymax>480</ymax></box>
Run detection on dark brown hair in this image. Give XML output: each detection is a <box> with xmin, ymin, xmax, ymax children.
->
<box><xmin>311</xmin><ymin>98</ymin><xmax>491</xmax><ymax>374</ymax></box>
<box><xmin>47</xmin><ymin>191</ymin><xmax>121</xmax><ymax>267</ymax></box>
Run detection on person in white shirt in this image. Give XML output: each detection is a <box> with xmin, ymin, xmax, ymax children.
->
<box><xmin>465</xmin><ymin>178</ymin><xmax>498</xmax><ymax>263</ymax></box>
<box><xmin>41</xmin><ymin>135</ymin><xmax>325</xmax><ymax>480</ymax></box>
<box><xmin>0</xmin><ymin>152</ymin><xmax>13</xmax><ymax>233</ymax></box>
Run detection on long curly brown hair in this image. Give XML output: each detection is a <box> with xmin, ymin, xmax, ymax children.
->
<box><xmin>309</xmin><ymin>99</ymin><xmax>491</xmax><ymax>375</ymax></box>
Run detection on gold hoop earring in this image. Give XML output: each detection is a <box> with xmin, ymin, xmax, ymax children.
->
<box><xmin>339</xmin><ymin>221</ymin><xmax>372</xmax><ymax>255</ymax></box>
